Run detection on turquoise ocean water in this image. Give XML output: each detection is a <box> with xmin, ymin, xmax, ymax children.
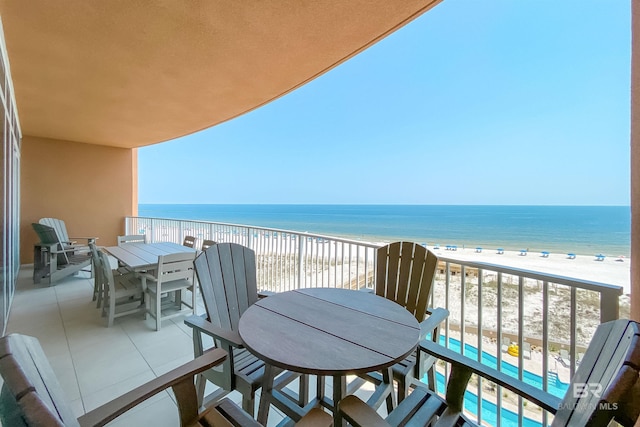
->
<box><xmin>138</xmin><ymin>205</ymin><xmax>630</xmax><ymax>256</ymax></box>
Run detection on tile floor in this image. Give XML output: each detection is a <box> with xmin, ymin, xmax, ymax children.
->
<box><xmin>5</xmin><ymin>265</ymin><xmax>380</xmax><ymax>426</ymax></box>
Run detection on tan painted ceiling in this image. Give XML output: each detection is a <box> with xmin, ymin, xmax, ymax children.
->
<box><xmin>0</xmin><ymin>0</ymin><xmax>442</xmax><ymax>148</ymax></box>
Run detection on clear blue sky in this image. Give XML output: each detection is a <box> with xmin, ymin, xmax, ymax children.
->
<box><xmin>139</xmin><ymin>0</ymin><xmax>631</xmax><ymax>205</ymax></box>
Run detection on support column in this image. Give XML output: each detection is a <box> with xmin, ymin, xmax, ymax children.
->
<box><xmin>631</xmin><ymin>0</ymin><xmax>640</xmax><ymax>321</ymax></box>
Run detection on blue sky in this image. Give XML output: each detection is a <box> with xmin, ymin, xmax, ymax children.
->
<box><xmin>139</xmin><ymin>0</ymin><xmax>631</xmax><ymax>205</ymax></box>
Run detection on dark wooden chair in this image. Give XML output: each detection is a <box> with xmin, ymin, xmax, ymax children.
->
<box><xmin>0</xmin><ymin>333</ymin><xmax>263</xmax><ymax>427</ymax></box>
<box><xmin>183</xmin><ymin>235</ymin><xmax>197</xmax><ymax>248</ymax></box>
<box><xmin>340</xmin><ymin>319</ymin><xmax>640</xmax><ymax>427</ymax></box>
<box><xmin>31</xmin><ymin>223</ymin><xmax>93</xmax><ymax>285</ymax></box>
<box><xmin>184</xmin><ymin>243</ymin><xmax>307</xmax><ymax>416</ymax></box>
<box><xmin>201</xmin><ymin>239</ymin><xmax>217</xmax><ymax>251</ymax></box>
<box><xmin>357</xmin><ymin>242</ymin><xmax>448</xmax><ymax>408</ymax></box>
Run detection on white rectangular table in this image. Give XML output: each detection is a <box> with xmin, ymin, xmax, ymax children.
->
<box><xmin>103</xmin><ymin>242</ymin><xmax>196</xmax><ymax>271</ymax></box>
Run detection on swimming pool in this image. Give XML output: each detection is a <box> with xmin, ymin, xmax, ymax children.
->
<box><xmin>423</xmin><ymin>336</ymin><xmax>568</xmax><ymax>426</ymax></box>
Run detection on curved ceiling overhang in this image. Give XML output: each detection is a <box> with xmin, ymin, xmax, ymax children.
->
<box><xmin>0</xmin><ymin>0</ymin><xmax>442</xmax><ymax>148</ymax></box>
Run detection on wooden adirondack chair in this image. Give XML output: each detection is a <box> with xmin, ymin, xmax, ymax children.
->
<box><xmin>142</xmin><ymin>251</ymin><xmax>197</xmax><ymax>331</ymax></box>
<box><xmin>39</xmin><ymin>217</ymin><xmax>97</xmax><ymax>249</ymax></box>
<box><xmin>357</xmin><ymin>241</ymin><xmax>448</xmax><ymax>409</ymax></box>
<box><xmin>0</xmin><ymin>333</ymin><xmax>270</xmax><ymax>427</ymax></box>
<box><xmin>340</xmin><ymin>319</ymin><xmax>640</xmax><ymax>427</ymax></box>
<box><xmin>184</xmin><ymin>243</ymin><xmax>306</xmax><ymax>416</ymax></box>
<box><xmin>31</xmin><ymin>223</ymin><xmax>93</xmax><ymax>285</ymax></box>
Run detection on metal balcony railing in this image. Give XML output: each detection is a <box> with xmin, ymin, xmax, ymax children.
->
<box><xmin>126</xmin><ymin>216</ymin><xmax>625</xmax><ymax>426</ymax></box>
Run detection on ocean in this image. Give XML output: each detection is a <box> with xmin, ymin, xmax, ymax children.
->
<box><xmin>137</xmin><ymin>205</ymin><xmax>631</xmax><ymax>256</ymax></box>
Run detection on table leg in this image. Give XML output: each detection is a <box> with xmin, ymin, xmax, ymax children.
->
<box><xmin>257</xmin><ymin>363</ymin><xmax>276</xmax><ymax>425</ymax></box>
<box><xmin>317</xmin><ymin>375</ymin><xmax>325</xmax><ymax>403</ymax></box>
<box><xmin>332</xmin><ymin>375</ymin><xmax>346</xmax><ymax>427</ymax></box>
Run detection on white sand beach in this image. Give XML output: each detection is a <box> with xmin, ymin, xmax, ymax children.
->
<box><xmin>430</xmin><ymin>246</ymin><xmax>630</xmax><ymax>294</ymax></box>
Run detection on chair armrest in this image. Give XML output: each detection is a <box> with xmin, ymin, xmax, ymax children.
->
<box><xmin>184</xmin><ymin>314</ymin><xmax>243</xmax><ymax>348</ymax></box>
<box><xmin>77</xmin><ymin>348</ymin><xmax>228</xmax><ymax>427</ymax></box>
<box><xmin>44</xmin><ymin>245</ymin><xmax>85</xmax><ymax>255</ymax></box>
<box><xmin>258</xmin><ymin>290</ymin><xmax>276</xmax><ymax>299</ymax></box>
<box><xmin>419</xmin><ymin>340</ymin><xmax>561</xmax><ymax>412</ymax></box>
<box><xmin>339</xmin><ymin>395</ymin><xmax>391</xmax><ymax>427</ymax></box>
<box><xmin>69</xmin><ymin>236</ymin><xmax>98</xmax><ymax>242</ymax></box>
<box><xmin>420</xmin><ymin>307</ymin><xmax>449</xmax><ymax>340</ymax></box>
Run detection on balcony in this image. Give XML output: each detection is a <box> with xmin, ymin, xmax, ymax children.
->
<box><xmin>6</xmin><ymin>216</ymin><xmax>627</xmax><ymax>426</ymax></box>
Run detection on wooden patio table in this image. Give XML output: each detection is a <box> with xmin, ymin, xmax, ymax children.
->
<box><xmin>103</xmin><ymin>241</ymin><xmax>196</xmax><ymax>271</ymax></box>
<box><xmin>238</xmin><ymin>287</ymin><xmax>420</xmax><ymax>427</ymax></box>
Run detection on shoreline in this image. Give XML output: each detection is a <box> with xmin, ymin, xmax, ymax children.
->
<box><xmin>138</xmin><ymin>204</ymin><xmax>631</xmax><ymax>258</ymax></box>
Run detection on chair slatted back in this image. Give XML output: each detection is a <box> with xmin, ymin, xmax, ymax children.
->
<box><xmin>183</xmin><ymin>236</ymin><xmax>197</xmax><ymax>248</ymax></box>
<box><xmin>38</xmin><ymin>218</ymin><xmax>70</xmax><ymax>244</ymax></box>
<box><xmin>553</xmin><ymin>319</ymin><xmax>640</xmax><ymax>426</ymax></box>
<box><xmin>155</xmin><ymin>252</ymin><xmax>195</xmax><ymax>284</ymax></box>
<box><xmin>97</xmin><ymin>251</ymin><xmax>116</xmax><ymax>291</ymax></box>
<box><xmin>194</xmin><ymin>243</ymin><xmax>258</xmax><ymax>332</ymax></box>
<box><xmin>32</xmin><ymin>223</ymin><xmax>69</xmax><ymax>265</ymax></box>
<box><xmin>117</xmin><ymin>235</ymin><xmax>147</xmax><ymax>246</ymax></box>
<box><xmin>375</xmin><ymin>242</ymin><xmax>437</xmax><ymax>323</ymax></box>
<box><xmin>88</xmin><ymin>242</ymin><xmax>103</xmax><ymax>293</ymax></box>
<box><xmin>0</xmin><ymin>334</ymin><xmax>79</xmax><ymax>427</ymax></box>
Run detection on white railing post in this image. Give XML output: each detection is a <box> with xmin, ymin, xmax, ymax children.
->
<box><xmin>297</xmin><ymin>234</ymin><xmax>305</xmax><ymax>289</ymax></box>
<box><xmin>600</xmin><ymin>288</ymin><xmax>621</xmax><ymax>322</ymax></box>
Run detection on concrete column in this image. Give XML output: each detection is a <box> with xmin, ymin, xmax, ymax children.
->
<box><xmin>631</xmin><ymin>0</ymin><xmax>640</xmax><ymax>321</ymax></box>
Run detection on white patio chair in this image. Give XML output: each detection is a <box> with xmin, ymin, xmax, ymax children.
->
<box><xmin>142</xmin><ymin>251</ymin><xmax>196</xmax><ymax>331</ymax></box>
<box><xmin>97</xmin><ymin>250</ymin><xmax>144</xmax><ymax>327</ymax></box>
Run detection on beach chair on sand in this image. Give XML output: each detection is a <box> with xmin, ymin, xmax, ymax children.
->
<box><xmin>567</xmin><ymin>253</ymin><xmax>576</xmax><ymax>259</ymax></box>
<box><xmin>541</xmin><ymin>251</ymin><xmax>549</xmax><ymax>257</ymax></box>
<box><xmin>558</xmin><ymin>349</ymin><xmax>571</xmax><ymax>368</ymax></box>
<box><xmin>522</xmin><ymin>342</ymin><xmax>532</xmax><ymax>359</ymax></box>
<box><xmin>595</xmin><ymin>254</ymin><xmax>606</xmax><ymax>261</ymax></box>
<box><xmin>519</xmin><ymin>249</ymin><xmax>527</xmax><ymax>256</ymax></box>
<box><xmin>496</xmin><ymin>248</ymin><xmax>504</xmax><ymax>254</ymax></box>
<box><xmin>340</xmin><ymin>319</ymin><xmax>640</xmax><ymax>427</ymax></box>
<box><xmin>500</xmin><ymin>337</ymin><xmax>511</xmax><ymax>353</ymax></box>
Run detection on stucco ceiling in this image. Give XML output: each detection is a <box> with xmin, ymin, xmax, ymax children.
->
<box><xmin>0</xmin><ymin>0</ymin><xmax>442</xmax><ymax>148</ymax></box>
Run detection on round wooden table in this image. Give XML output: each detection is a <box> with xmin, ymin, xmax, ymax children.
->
<box><xmin>239</xmin><ymin>287</ymin><xmax>420</xmax><ymax>426</ymax></box>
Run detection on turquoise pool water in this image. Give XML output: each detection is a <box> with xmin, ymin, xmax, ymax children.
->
<box><xmin>424</xmin><ymin>337</ymin><xmax>568</xmax><ymax>426</ymax></box>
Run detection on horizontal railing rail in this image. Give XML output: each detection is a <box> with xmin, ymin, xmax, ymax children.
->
<box><xmin>126</xmin><ymin>216</ymin><xmax>625</xmax><ymax>427</ymax></box>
